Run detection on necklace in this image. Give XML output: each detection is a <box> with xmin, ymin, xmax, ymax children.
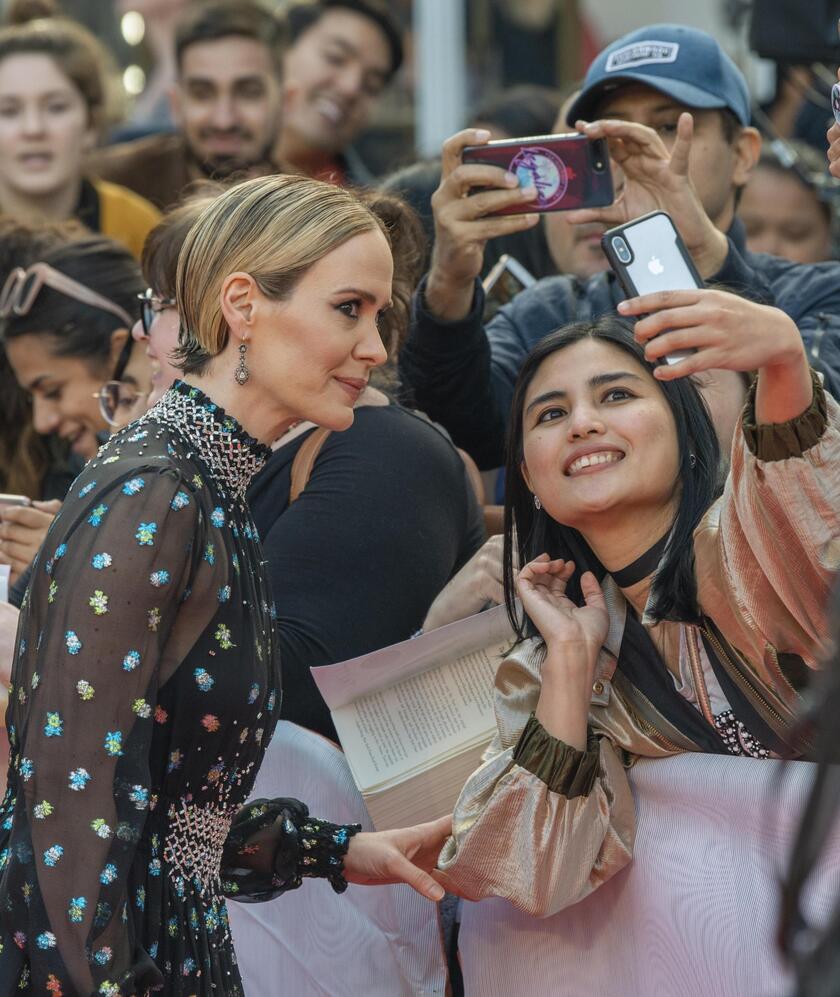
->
<box><xmin>610</xmin><ymin>532</ymin><xmax>670</xmax><ymax>588</ymax></box>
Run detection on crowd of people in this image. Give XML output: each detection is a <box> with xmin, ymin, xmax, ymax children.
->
<box><xmin>0</xmin><ymin>0</ymin><xmax>838</xmax><ymax>994</ymax></box>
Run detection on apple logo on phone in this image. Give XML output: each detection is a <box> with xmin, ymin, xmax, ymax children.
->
<box><xmin>648</xmin><ymin>256</ymin><xmax>664</xmax><ymax>276</ymax></box>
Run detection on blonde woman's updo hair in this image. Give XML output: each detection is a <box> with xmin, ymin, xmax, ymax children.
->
<box><xmin>175</xmin><ymin>174</ymin><xmax>389</xmax><ymax>375</ymax></box>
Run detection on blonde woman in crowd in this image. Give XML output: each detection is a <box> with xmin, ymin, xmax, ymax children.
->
<box><xmin>0</xmin><ymin>174</ymin><xmax>449</xmax><ymax>996</ymax></box>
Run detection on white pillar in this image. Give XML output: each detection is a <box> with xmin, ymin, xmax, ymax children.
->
<box><xmin>415</xmin><ymin>0</ymin><xmax>468</xmax><ymax>158</ymax></box>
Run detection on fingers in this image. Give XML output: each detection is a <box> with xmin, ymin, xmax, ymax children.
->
<box><xmin>32</xmin><ymin>499</ymin><xmax>62</xmax><ymax>514</ymax></box>
<box><xmin>0</xmin><ymin>505</ymin><xmax>54</xmax><ymax>529</ymax></box>
<box><xmin>578</xmin><ymin>118</ymin><xmax>668</xmax><ymax>157</ymax></box>
<box><xmin>579</xmin><ymin>571</ymin><xmax>607</xmax><ymax>610</ymax></box>
<box><xmin>617</xmin><ymin>288</ymin><xmax>705</xmax><ymax>317</ymax></box>
<box><xmin>441</xmin><ymin>128</ymin><xmax>491</xmax><ymax>177</ymax></box>
<box><xmin>668</xmin><ymin>112</ymin><xmax>694</xmax><ymax>177</ymax></box>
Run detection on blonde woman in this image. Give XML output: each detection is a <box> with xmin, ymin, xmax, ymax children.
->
<box><xmin>0</xmin><ymin>175</ymin><xmax>449</xmax><ymax>996</ymax></box>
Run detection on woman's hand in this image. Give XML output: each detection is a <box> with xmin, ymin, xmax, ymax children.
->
<box><xmin>343</xmin><ymin>815</ymin><xmax>451</xmax><ymax>901</ymax></box>
<box><xmin>0</xmin><ymin>500</ymin><xmax>61</xmax><ymax>583</ymax></box>
<box><xmin>565</xmin><ymin>114</ymin><xmax>729</xmax><ymax>278</ymax></box>
<box><xmin>517</xmin><ymin>557</ymin><xmax>607</xmax><ymax>749</ymax></box>
<box><xmin>515</xmin><ymin>556</ymin><xmax>608</xmax><ymax>655</ymax></box>
<box><xmin>618</xmin><ymin>288</ymin><xmax>812</xmax><ymax>424</ymax></box>
<box><xmin>0</xmin><ymin>602</ymin><xmax>19</xmax><ymax>724</ymax></box>
<box><xmin>422</xmin><ymin>535</ymin><xmax>506</xmax><ymax>632</ymax></box>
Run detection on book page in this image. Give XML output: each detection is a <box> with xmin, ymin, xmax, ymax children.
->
<box><xmin>332</xmin><ymin>639</ymin><xmax>509</xmax><ymax>790</ymax></box>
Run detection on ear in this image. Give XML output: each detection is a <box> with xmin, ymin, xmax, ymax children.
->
<box><xmin>731</xmin><ymin>125</ymin><xmax>761</xmax><ymax>189</ymax></box>
<box><xmin>220</xmin><ymin>272</ymin><xmax>259</xmax><ymax>341</ymax></box>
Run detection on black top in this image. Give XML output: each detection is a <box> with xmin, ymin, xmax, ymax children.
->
<box><xmin>247</xmin><ymin>404</ymin><xmax>486</xmax><ymax>742</ymax></box>
<box><xmin>0</xmin><ymin>382</ymin><xmax>355</xmax><ymax>996</ymax></box>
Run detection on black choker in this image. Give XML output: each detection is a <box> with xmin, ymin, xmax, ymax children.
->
<box><xmin>610</xmin><ymin>533</ymin><xmax>670</xmax><ymax>588</ymax></box>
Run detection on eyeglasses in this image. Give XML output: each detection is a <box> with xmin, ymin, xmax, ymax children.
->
<box><xmin>92</xmin><ymin>380</ymin><xmax>144</xmax><ymax>427</ymax></box>
<box><xmin>137</xmin><ymin>288</ymin><xmax>176</xmax><ymax>336</ymax></box>
<box><xmin>0</xmin><ymin>262</ymin><xmax>133</xmax><ymax>327</ymax></box>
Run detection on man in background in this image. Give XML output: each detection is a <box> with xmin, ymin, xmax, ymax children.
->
<box><xmin>89</xmin><ymin>0</ymin><xmax>285</xmax><ymax>210</ymax></box>
<box><xmin>275</xmin><ymin>0</ymin><xmax>402</xmax><ymax>185</ymax></box>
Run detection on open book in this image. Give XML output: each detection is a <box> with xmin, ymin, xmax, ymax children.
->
<box><xmin>311</xmin><ymin>605</ymin><xmax>516</xmax><ymax>830</ymax></box>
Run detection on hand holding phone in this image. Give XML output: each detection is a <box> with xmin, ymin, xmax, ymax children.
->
<box><xmin>0</xmin><ymin>494</ymin><xmax>31</xmax><ymax>509</ymax></box>
<box><xmin>462</xmin><ymin>133</ymin><xmax>614</xmax><ymax>215</ymax></box>
<box><xmin>602</xmin><ymin>211</ymin><xmax>703</xmax><ymax>364</ymax></box>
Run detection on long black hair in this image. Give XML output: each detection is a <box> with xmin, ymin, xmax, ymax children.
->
<box><xmin>502</xmin><ymin>315</ymin><xmax>721</xmax><ymax>638</ymax></box>
<box><xmin>0</xmin><ymin>235</ymin><xmax>142</xmax><ymax>369</ymax></box>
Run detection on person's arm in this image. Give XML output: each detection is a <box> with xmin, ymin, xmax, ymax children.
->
<box><xmin>0</xmin><ymin>500</ymin><xmax>60</xmax><ymax>584</ymax></box>
<box><xmin>623</xmin><ymin>288</ymin><xmax>837</xmax><ymax>662</ymax></box>
<box><xmin>5</xmin><ymin>469</ymin><xmax>200</xmax><ymax>993</ymax></box>
<box><xmin>438</xmin><ymin>558</ymin><xmax>635</xmax><ymax>917</ymax></box>
<box><xmin>438</xmin><ymin>562</ymin><xmax>633</xmax><ymax>916</ymax></box>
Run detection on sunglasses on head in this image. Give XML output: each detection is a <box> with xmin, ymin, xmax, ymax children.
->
<box><xmin>0</xmin><ymin>262</ymin><xmax>133</xmax><ymax>326</ymax></box>
<box><xmin>137</xmin><ymin>288</ymin><xmax>176</xmax><ymax>336</ymax></box>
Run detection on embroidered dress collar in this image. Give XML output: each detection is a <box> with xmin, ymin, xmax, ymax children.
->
<box><xmin>150</xmin><ymin>380</ymin><xmax>270</xmax><ymax>496</ymax></box>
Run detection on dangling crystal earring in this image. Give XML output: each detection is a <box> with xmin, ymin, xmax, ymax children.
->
<box><xmin>534</xmin><ymin>495</ymin><xmax>541</xmax><ymax>510</ymax></box>
<box><xmin>234</xmin><ymin>341</ymin><xmax>250</xmax><ymax>385</ymax></box>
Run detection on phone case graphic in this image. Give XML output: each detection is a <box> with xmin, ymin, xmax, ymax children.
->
<box><xmin>462</xmin><ymin>133</ymin><xmax>614</xmax><ymax>214</ymax></box>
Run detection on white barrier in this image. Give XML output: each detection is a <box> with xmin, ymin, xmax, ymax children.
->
<box><xmin>228</xmin><ymin>721</ymin><xmax>448</xmax><ymax>996</ymax></box>
<box><xmin>459</xmin><ymin>753</ymin><xmax>840</xmax><ymax>997</ymax></box>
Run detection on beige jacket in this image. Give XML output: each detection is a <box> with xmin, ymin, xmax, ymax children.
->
<box><xmin>438</xmin><ymin>376</ymin><xmax>839</xmax><ymax>917</ymax></box>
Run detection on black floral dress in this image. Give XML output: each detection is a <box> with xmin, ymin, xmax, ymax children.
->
<box><xmin>0</xmin><ymin>382</ymin><xmax>357</xmax><ymax>996</ymax></box>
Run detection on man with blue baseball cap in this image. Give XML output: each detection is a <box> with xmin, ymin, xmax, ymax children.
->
<box><xmin>401</xmin><ymin>23</ymin><xmax>840</xmax><ymax>469</ymax></box>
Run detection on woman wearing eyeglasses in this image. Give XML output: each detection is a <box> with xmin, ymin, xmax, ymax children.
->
<box><xmin>0</xmin><ymin>174</ymin><xmax>450</xmax><ymax>997</ymax></box>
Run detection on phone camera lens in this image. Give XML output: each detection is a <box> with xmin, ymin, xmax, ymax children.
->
<box><xmin>612</xmin><ymin>236</ymin><xmax>632</xmax><ymax>264</ymax></box>
<box><xmin>593</xmin><ymin>158</ymin><xmax>605</xmax><ymax>172</ymax></box>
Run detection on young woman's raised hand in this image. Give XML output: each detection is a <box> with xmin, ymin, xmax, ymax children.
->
<box><xmin>617</xmin><ymin>287</ymin><xmax>813</xmax><ymax>425</ymax></box>
<box><xmin>515</xmin><ymin>556</ymin><xmax>608</xmax><ymax>655</ymax></box>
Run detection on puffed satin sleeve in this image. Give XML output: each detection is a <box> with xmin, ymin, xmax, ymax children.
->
<box><xmin>694</xmin><ymin>372</ymin><xmax>840</xmax><ymax>668</ymax></box>
<box><xmin>437</xmin><ymin>640</ymin><xmax>635</xmax><ymax>917</ymax></box>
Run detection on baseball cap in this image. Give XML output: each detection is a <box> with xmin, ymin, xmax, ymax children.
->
<box><xmin>566</xmin><ymin>24</ymin><xmax>751</xmax><ymax>127</ymax></box>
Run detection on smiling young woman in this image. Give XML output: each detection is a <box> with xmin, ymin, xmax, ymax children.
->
<box><xmin>436</xmin><ymin>289</ymin><xmax>839</xmax><ymax>917</ymax></box>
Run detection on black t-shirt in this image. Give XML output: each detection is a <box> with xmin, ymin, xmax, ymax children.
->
<box><xmin>247</xmin><ymin>404</ymin><xmax>486</xmax><ymax>742</ymax></box>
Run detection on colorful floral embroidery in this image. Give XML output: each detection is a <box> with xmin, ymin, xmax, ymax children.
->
<box><xmin>148</xmin><ymin>607</ymin><xmax>161</xmax><ymax>631</ymax></box>
<box><xmin>122</xmin><ymin>477</ymin><xmax>145</xmax><ymax>495</ymax></box>
<box><xmin>170</xmin><ymin>490</ymin><xmax>190</xmax><ymax>511</ymax></box>
<box><xmin>93</xmin><ymin>947</ymin><xmax>113</xmax><ymax>965</ymax></box>
<box><xmin>204</xmin><ymin>543</ymin><xmax>215</xmax><ymax>565</ymax></box>
<box><xmin>104</xmin><ymin>731</ymin><xmax>123</xmax><ymax>757</ymax></box>
<box><xmin>210</xmin><ymin>507</ymin><xmax>225</xmax><ymax>528</ymax></box>
<box><xmin>215</xmin><ymin>624</ymin><xmax>234</xmax><ymax>650</ymax></box>
<box><xmin>36</xmin><ymin>931</ymin><xmax>56</xmax><ymax>949</ymax></box>
<box><xmin>150</xmin><ymin>570</ymin><xmax>170</xmax><ymax>587</ymax></box>
<box><xmin>47</xmin><ymin>580</ymin><xmax>57</xmax><ymax>603</ymax></box>
<box><xmin>248</xmin><ymin>683</ymin><xmax>259</xmax><ymax>704</ymax></box>
<box><xmin>100</xmin><ymin>863</ymin><xmax>118</xmax><ymax>884</ymax></box>
<box><xmin>132</xmin><ymin>698</ymin><xmax>151</xmax><ymax>718</ymax></box>
<box><xmin>43</xmin><ymin>845</ymin><xmax>63</xmax><ymax>867</ymax></box>
<box><xmin>64</xmin><ymin>631</ymin><xmax>81</xmax><ymax>655</ymax></box>
<box><xmin>194</xmin><ymin>668</ymin><xmax>214</xmax><ymax>692</ymax></box>
<box><xmin>129</xmin><ymin>786</ymin><xmax>149</xmax><ymax>810</ymax></box>
<box><xmin>78</xmin><ymin>481</ymin><xmax>96</xmax><ymax>497</ymax></box>
<box><xmin>201</xmin><ymin>714</ymin><xmax>220</xmax><ymax>732</ymax></box>
<box><xmin>88</xmin><ymin>503</ymin><xmax>108</xmax><ymax>526</ymax></box>
<box><xmin>19</xmin><ymin>758</ymin><xmax>33</xmax><ymax>781</ymax></box>
<box><xmin>154</xmin><ymin>705</ymin><xmax>168</xmax><ymax>724</ymax></box>
<box><xmin>122</xmin><ymin>650</ymin><xmax>141</xmax><ymax>672</ymax></box>
<box><xmin>91</xmin><ymin>819</ymin><xmax>112</xmax><ymax>839</ymax></box>
<box><xmin>136</xmin><ymin>522</ymin><xmax>157</xmax><ymax>545</ymax></box>
<box><xmin>68</xmin><ymin>768</ymin><xmax>91</xmax><ymax>791</ymax></box>
<box><xmin>168</xmin><ymin>750</ymin><xmax>183</xmax><ymax>772</ymax></box>
<box><xmin>33</xmin><ymin>801</ymin><xmax>54</xmax><ymax>820</ymax></box>
<box><xmin>44</xmin><ymin>712</ymin><xmax>63</xmax><ymax>737</ymax></box>
<box><xmin>218</xmin><ymin>585</ymin><xmax>231</xmax><ymax>603</ymax></box>
<box><xmin>77</xmin><ymin>680</ymin><xmax>95</xmax><ymax>700</ymax></box>
<box><xmin>89</xmin><ymin>590</ymin><xmax>109</xmax><ymax>615</ymax></box>
<box><xmin>91</xmin><ymin>552</ymin><xmax>112</xmax><ymax>570</ymax></box>
<box><xmin>68</xmin><ymin>897</ymin><xmax>86</xmax><ymax>923</ymax></box>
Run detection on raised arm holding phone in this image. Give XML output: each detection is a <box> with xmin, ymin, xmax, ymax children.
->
<box><xmin>400</xmin><ymin>24</ymin><xmax>840</xmax><ymax>470</ymax></box>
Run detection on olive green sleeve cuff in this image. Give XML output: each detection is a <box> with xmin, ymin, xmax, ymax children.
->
<box><xmin>512</xmin><ymin>713</ymin><xmax>600</xmax><ymax>798</ymax></box>
<box><xmin>742</xmin><ymin>369</ymin><xmax>827</xmax><ymax>462</ymax></box>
